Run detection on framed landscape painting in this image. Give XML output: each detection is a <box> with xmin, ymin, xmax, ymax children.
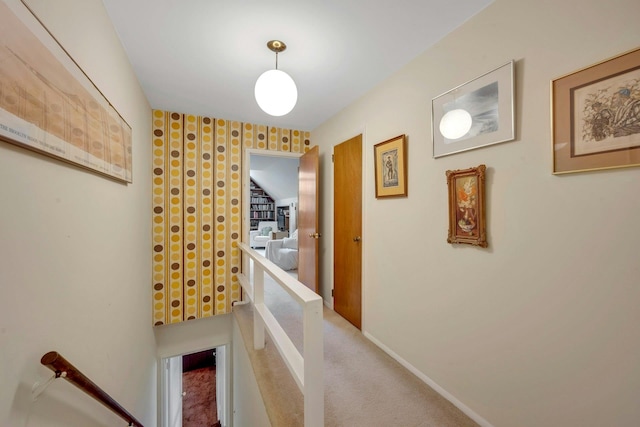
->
<box><xmin>0</xmin><ymin>0</ymin><xmax>133</xmax><ymax>183</ymax></box>
<box><xmin>552</xmin><ymin>47</ymin><xmax>640</xmax><ymax>174</ymax></box>
<box><xmin>446</xmin><ymin>164</ymin><xmax>487</xmax><ymax>248</ymax></box>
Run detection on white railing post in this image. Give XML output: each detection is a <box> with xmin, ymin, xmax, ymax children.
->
<box><xmin>253</xmin><ymin>264</ymin><xmax>265</xmax><ymax>350</ymax></box>
<box><xmin>303</xmin><ymin>298</ymin><xmax>324</xmax><ymax>427</ymax></box>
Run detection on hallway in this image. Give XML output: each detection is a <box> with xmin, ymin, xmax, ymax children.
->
<box><xmin>234</xmin><ymin>274</ymin><xmax>480</xmax><ymax>426</ymax></box>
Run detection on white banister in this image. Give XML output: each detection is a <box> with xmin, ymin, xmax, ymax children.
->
<box><xmin>237</xmin><ymin>242</ymin><xmax>324</xmax><ymax>427</ymax></box>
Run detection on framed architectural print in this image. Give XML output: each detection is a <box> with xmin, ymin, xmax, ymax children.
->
<box><xmin>433</xmin><ymin>61</ymin><xmax>515</xmax><ymax>158</ymax></box>
<box><xmin>374</xmin><ymin>134</ymin><xmax>407</xmax><ymax>198</ymax></box>
<box><xmin>446</xmin><ymin>164</ymin><xmax>487</xmax><ymax>248</ymax></box>
<box><xmin>551</xmin><ymin>47</ymin><xmax>640</xmax><ymax>174</ymax></box>
<box><xmin>0</xmin><ymin>0</ymin><xmax>133</xmax><ymax>183</ymax></box>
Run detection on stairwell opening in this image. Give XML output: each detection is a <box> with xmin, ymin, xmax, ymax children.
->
<box><xmin>162</xmin><ymin>346</ymin><xmax>228</xmax><ymax>427</ymax></box>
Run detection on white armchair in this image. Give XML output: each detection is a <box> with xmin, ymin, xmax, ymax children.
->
<box><xmin>265</xmin><ymin>229</ymin><xmax>298</xmax><ymax>271</ymax></box>
<box><xmin>249</xmin><ymin>221</ymin><xmax>278</xmax><ymax>248</ymax></box>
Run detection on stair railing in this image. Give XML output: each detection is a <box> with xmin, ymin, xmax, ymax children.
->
<box><xmin>238</xmin><ymin>242</ymin><xmax>324</xmax><ymax>427</ymax></box>
<box><xmin>39</xmin><ymin>351</ymin><xmax>144</xmax><ymax>427</ymax></box>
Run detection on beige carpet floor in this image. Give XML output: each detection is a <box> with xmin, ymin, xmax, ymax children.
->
<box><xmin>234</xmin><ymin>270</ymin><xmax>480</xmax><ymax>427</ymax></box>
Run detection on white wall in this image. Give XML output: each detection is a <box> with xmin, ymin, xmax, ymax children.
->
<box><xmin>312</xmin><ymin>0</ymin><xmax>640</xmax><ymax>426</ymax></box>
<box><xmin>0</xmin><ymin>0</ymin><xmax>156</xmax><ymax>425</ymax></box>
<box><xmin>277</xmin><ymin>197</ymin><xmax>297</xmax><ymax>209</ymax></box>
<box><xmin>154</xmin><ymin>314</ymin><xmax>232</xmax><ymax>360</ymax></box>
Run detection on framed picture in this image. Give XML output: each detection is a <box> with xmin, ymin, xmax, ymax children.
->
<box><xmin>446</xmin><ymin>164</ymin><xmax>487</xmax><ymax>248</ymax></box>
<box><xmin>432</xmin><ymin>61</ymin><xmax>515</xmax><ymax>158</ymax></box>
<box><xmin>0</xmin><ymin>0</ymin><xmax>133</xmax><ymax>183</ymax></box>
<box><xmin>374</xmin><ymin>134</ymin><xmax>407</xmax><ymax>198</ymax></box>
<box><xmin>551</xmin><ymin>47</ymin><xmax>640</xmax><ymax>174</ymax></box>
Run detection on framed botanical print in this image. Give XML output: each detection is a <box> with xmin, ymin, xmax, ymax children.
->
<box><xmin>552</xmin><ymin>47</ymin><xmax>640</xmax><ymax>174</ymax></box>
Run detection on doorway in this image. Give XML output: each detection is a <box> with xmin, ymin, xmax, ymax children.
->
<box><xmin>247</xmin><ymin>152</ymin><xmax>300</xmax><ymax>236</ymax></box>
<box><xmin>333</xmin><ymin>135</ymin><xmax>363</xmax><ymax>329</ymax></box>
<box><xmin>244</xmin><ymin>148</ymin><xmax>320</xmax><ymax>291</ymax></box>
<box><xmin>163</xmin><ymin>345</ymin><xmax>228</xmax><ymax>427</ymax></box>
<box><xmin>182</xmin><ymin>349</ymin><xmax>219</xmax><ymax>427</ymax></box>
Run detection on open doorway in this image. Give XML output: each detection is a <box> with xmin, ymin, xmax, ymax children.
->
<box><xmin>245</xmin><ymin>147</ymin><xmax>320</xmax><ymax>292</ymax></box>
<box><xmin>246</xmin><ymin>151</ymin><xmax>300</xmax><ymax>265</ymax></box>
<box><xmin>182</xmin><ymin>349</ymin><xmax>219</xmax><ymax>426</ymax></box>
<box><xmin>248</xmin><ymin>152</ymin><xmax>300</xmax><ymax>235</ymax></box>
<box><xmin>163</xmin><ymin>345</ymin><xmax>228</xmax><ymax>427</ymax></box>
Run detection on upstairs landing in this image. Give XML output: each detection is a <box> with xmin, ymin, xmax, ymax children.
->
<box><xmin>233</xmin><ymin>275</ymin><xmax>480</xmax><ymax>427</ymax></box>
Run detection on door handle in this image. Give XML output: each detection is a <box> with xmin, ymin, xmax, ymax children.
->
<box><xmin>309</xmin><ymin>232</ymin><xmax>321</xmax><ymax>239</ymax></box>
<box><xmin>353</xmin><ymin>236</ymin><xmax>361</xmax><ymax>242</ymax></box>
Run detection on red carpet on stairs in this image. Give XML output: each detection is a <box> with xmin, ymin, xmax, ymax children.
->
<box><xmin>182</xmin><ymin>366</ymin><xmax>219</xmax><ymax>427</ymax></box>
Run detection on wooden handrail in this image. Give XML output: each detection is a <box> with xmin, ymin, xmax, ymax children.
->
<box><xmin>40</xmin><ymin>351</ymin><xmax>144</xmax><ymax>427</ymax></box>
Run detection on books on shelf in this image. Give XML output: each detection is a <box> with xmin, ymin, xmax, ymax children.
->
<box><xmin>249</xmin><ymin>178</ymin><xmax>275</xmax><ymax>229</ymax></box>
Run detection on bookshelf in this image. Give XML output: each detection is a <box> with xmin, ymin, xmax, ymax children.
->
<box><xmin>277</xmin><ymin>205</ymin><xmax>290</xmax><ymax>232</ymax></box>
<box><xmin>249</xmin><ymin>178</ymin><xmax>275</xmax><ymax>230</ymax></box>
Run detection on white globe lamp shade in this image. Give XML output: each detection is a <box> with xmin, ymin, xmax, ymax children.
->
<box><xmin>255</xmin><ymin>69</ymin><xmax>298</xmax><ymax>116</ymax></box>
<box><xmin>439</xmin><ymin>109</ymin><xmax>472</xmax><ymax>140</ymax></box>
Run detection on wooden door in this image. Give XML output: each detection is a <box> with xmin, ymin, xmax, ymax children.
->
<box><xmin>333</xmin><ymin>135</ymin><xmax>362</xmax><ymax>329</ymax></box>
<box><xmin>298</xmin><ymin>146</ymin><xmax>319</xmax><ymax>293</ymax></box>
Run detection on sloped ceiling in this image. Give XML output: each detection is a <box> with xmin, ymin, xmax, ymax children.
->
<box><xmin>249</xmin><ymin>154</ymin><xmax>299</xmax><ymax>203</ymax></box>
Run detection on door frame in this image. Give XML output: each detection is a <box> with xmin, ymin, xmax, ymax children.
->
<box><xmin>243</xmin><ymin>149</ymin><xmax>302</xmax><ymax>249</ymax></box>
<box><xmin>160</xmin><ymin>344</ymin><xmax>230</xmax><ymax>427</ymax></box>
<box><xmin>327</xmin><ymin>129</ymin><xmax>367</xmax><ymax>327</ymax></box>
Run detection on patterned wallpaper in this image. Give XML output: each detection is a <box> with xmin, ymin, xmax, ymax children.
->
<box><xmin>151</xmin><ymin>110</ymin><xmax>310</xmax><ymax>325</ymax></box>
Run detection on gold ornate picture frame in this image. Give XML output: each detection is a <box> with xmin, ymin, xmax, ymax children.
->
<box><xmin>551</xmin><ymin>47</ymin><xmax>640</xmax><ymax>174</ymax></box>
<box><xmin>374</xmin><ymin>134</ymin><xmax>407</xmax><ymax>198</ymax></box>
<box><xmin>446</xmin><ymin>164</ymin><xmax>487</xmax><ymax>248</ymax></box>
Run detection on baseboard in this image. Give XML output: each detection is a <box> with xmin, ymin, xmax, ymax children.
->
<box><xmin>363</xmin><ymin>331</ymin><xmax>494</xmax><ymax>427</ymax></box>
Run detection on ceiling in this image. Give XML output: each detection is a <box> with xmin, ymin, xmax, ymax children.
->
<box><xmin>101</xmin><ymin>0</ymin><xmax>493</xmax><ymax>130</ymax></box>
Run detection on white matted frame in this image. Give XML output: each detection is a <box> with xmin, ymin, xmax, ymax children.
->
<box><xmin>432</xmin><ymin>61</ymin><xmax>515</xmax><ymax>158</ymax></box>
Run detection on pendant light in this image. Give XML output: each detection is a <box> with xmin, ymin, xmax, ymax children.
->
<box><xmin>439</xmin><ymin>86</ymin><xmax>473</xmax><ymax>140</ymax></box>
<box><xmin>254</xmin><ymin>40</ymin><xmax>298</xmax><ymax>116</ymax></box>
<box><xmin>439</xmin><ymin>108</ymin><xmax>472</xmax><ymax>140</ymax></box>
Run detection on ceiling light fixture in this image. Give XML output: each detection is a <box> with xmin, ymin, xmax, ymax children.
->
<box><xmin>254</xmin><ymin>40</ymin><xmax>298</xmax><ymax>117</ymax></box>
<box><xmin>439</xmin><ymin>108</ymin><xmax>472</xmax><ymax>140</ymax></box>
